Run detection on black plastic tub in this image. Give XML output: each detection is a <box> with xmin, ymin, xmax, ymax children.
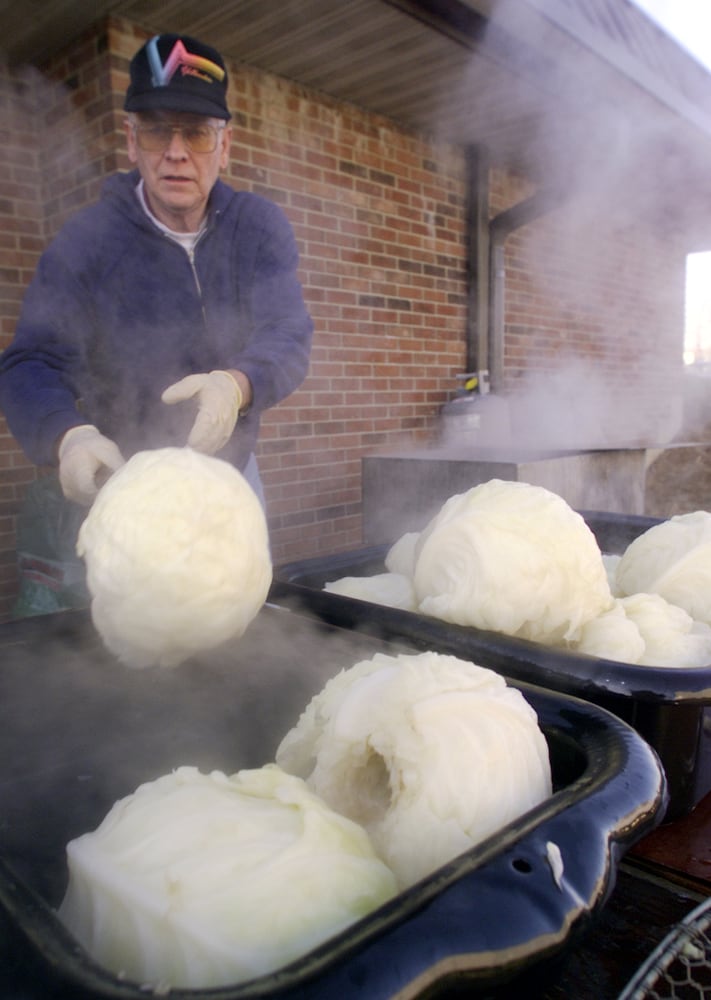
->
<box><xmin>272</xmin><ymin>510</ymin><xmax>711</xmax><ymax>821</ymax></box>
<box><xmin>0</xmin><ymin>603</ymin><xmax>665</xmax><ymax>999</ymax></box>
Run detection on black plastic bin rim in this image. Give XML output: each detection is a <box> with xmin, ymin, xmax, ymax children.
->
<box><xmin>271</xmin><ymin>544</ymin><xmax>711</xmax><ymax>705</ymax></box>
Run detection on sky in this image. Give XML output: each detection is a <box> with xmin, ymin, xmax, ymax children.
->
<box><xmin>629</xmin><ymin>0</ymin><xmax>711</xmax><ymax>72</ymax></box>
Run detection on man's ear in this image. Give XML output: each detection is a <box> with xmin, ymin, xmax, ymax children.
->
<box><xmin>219</xmin><ymin>125</ymin><xmax>232</xmax><ymax>170</ymax></box>
<box><xmin>124</xmin><ymin>119</ymin><xmax>139</xmax><ymax>164</ymax></box>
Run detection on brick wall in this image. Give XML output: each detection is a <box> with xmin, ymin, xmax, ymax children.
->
<box><xmin>224</xmin><ymin>65</ymin><xmax>468</xmax><ymax>556</ymax></box>
<box><xmin>0</xmin><ymin>58</ymin><xmax>45</xmax><ymax>618</ymax></box>
<box><xmin>0</xmin><ymin>15</ymin><xmax>687</xmax><ymax>620</ymax></box>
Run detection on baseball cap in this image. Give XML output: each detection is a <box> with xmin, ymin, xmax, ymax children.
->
<box><xmin>124</xmin><ymin>34</ymin><xmax>231</xmax><ymax>120</ymax></box>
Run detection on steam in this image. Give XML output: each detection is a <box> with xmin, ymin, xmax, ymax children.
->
<box><xmin>4</xmin><ymin>61</ymin><xmax>117</xmax><ymax>235</ymax></box>
<box><xmin>1</xmin><ymin>599</ymin><xmax>395</xmax><ymax>906</ymax></box>
<box><xmin>416</xmin><ymin>0</ymin><xmax>706</xmax><ymax>460</ymax></box>
<box><xmin>490</xmin><ymin>361</ymin><xmax>683</xmax><ymax>450</ymax></box>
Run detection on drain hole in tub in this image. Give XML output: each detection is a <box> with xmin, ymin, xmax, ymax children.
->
<box><xmin>512</xmin><ymin>857</ymin><xmax>533</xmax><ymax>874</ymax></box>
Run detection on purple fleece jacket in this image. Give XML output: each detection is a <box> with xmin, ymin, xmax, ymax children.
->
<box><xmin>0</xmin><ymin>170</ymin><xmax>313</xmax><ymax>470</ymax></box>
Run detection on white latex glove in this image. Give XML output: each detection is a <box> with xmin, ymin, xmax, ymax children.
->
<box><xmin>58</xmin><ymin>424</ymin><xmax>125</xmax><ymax>506</ymax></box>
<box><xmin>161</xmin><ymin>370</ymin><xmax>243</xmax><ymax>455</ymax></box>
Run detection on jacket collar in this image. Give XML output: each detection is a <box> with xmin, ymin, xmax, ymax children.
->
<box><xmin>102</xmin><ymin>168</ymin><xmax>234</xmax><ymax>227</ymax></box>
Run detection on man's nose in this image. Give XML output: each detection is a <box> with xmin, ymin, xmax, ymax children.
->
<box><xmin>165</xmin><ymin>129</ymin><xmax>189</xmax><ymax>157</ymax></box>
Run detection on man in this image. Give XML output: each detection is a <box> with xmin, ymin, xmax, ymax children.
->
<box><xmin>0</xmin><ymin>33</ymin><xmax>313</xmax><ymax>508</ymax></box>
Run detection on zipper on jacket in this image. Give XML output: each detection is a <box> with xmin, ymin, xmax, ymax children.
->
<box><xmin>158</xmin><ymin>209</ymin><xmax>216</xmax><ymax>321</ymax></box>
<box><xmin>179</xmin><ymin>227</ymin><xmax>208</xmax><ymax>322</ymax></box>
<box><xmin>186</xmin><ymin>246</ymin><xmax>202</xmax><ymax>298</ymax></box>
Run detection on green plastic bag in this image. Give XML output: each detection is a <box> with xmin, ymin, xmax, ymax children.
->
<box><xmin>13</xmin><ymin>475</ymin><xmax>89</xmax><ymax>618</ymax></box>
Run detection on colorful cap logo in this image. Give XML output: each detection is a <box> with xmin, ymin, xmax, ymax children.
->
<box><xmin>146</xmin><ymin>37</ymin><xmax>226</xmax><ymax>89</ymax></box>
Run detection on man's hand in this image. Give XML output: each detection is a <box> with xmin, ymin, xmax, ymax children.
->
<box><xmin>161</xmin><ymin>370</ymin><xmax>243</xmax><ymax>454</ymax></box>
<box><xmin>58</xmin><ymin>424</ymin><xmax>125</xmax><ymax>505</ymax></box>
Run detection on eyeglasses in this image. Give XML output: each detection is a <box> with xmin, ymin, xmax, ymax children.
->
<box><xmin>132</xmin><ymin>122</ymin><xmax>226</xmax><ymax>154</ymax></box>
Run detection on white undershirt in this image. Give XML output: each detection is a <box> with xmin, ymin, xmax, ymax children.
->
<box><xmin>135</xmin><ymin>178</ymin><xmax>205</xmax><ymax>254</ymax></box>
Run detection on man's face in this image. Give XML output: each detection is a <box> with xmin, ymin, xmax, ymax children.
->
<box><xmin>125</xmin><ymin>111</ymin><xmax>231</xmax><ymax>232</ymax></box>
